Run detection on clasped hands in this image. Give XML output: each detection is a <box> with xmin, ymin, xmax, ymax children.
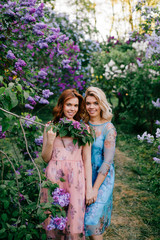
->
<box><xmin>86</xmin><ymin>187</ymin><xmax>98</xmax><ymax>206</ymax></box>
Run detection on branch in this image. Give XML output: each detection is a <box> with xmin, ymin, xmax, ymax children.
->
<box><xmin>0</xmin><ymin>107</ymin><xmax>46</xmax><ymax>127</ymax></box>
<box><xmin>19</xmin><ymin>118</ymin><xmax>42</xmax><ymax>207</ymax></box>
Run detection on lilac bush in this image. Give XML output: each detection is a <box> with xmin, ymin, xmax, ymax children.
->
<box><xmin>137</xmin><ymin>98</ymin><xmax>160</xmax><ymax>163</ymax></box>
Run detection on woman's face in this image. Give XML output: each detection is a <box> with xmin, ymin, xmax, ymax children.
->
<box><xmin>63</xmin><ymin>97</ymin><xmax>79</xmax><ymax>120</ymax></box>
<box><xmin>85</xmin><ymin>95</ymin><xmax>101</xmax><ymax>118</ymax></box>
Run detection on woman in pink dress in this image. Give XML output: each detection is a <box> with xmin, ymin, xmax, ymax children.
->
<box><xmin>41</xmin><ymin>89</ymin><xmax>93</xmax><ymax>240</ymax></box>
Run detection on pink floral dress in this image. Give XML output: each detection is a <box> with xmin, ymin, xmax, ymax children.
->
<box><xmin>41</xmin><ymin>136</ymin><xmax>85</xmax><ymax>240</ymax></box>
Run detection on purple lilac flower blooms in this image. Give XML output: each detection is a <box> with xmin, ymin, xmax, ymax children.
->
<box><xmin>19</xmin><ymin>0</ymin><xmax>37</xmax><ymax>7</ymax></box>
<box><xmin>34</xmin><ymin>23</ymin><xmax>47</xmax><ymax>30</ymax></box>
<box><xmin>39</xmin><ymin>98</ymin><xmax>49</xmax><ymax>104</ymax></box>
<box><xmin>58</xmin><ymin>34</ymin><xmax>69</xmax><ymax>43</ymax></box>
<box><xmin>52</xmin><ymin>188</ymin><xmax>70</xmax><ymax>207</ymax></box>
<box><xmin>153</xmin><ymin>157</ymin><xmax>160</xmax><ymax>163</ymax></box>
<box><xmin>47</xmin><ymin>216</ymin><xmax>68</xmax><ymax>231</ymax></box>
<box><xmin>26</xmin><ymin>169</ymin><xmax>34</xmax><ymax>176</ymax></box>
<box><xmin>136</xmin><ymin>59</ymin><xmax>144</xmax><ymax>67</ymax></box>
<box><xmin>34</xmin><ymin>151</ymin><xmax>39</xmax><ymax>158</ymax></box>
<box><xmin>38</xmin><ymin>70</ymin><xmax>47</xmax><ymax>79</ymax></box>
<box><xmin>6</xmin><ymin>50</ymin><xmax>16</xmax><ymax>60</ymax></box>
<box><xmin>34</xmin><ymin>95</ymin><xmax>40</xmax><ymax>101</ymax></box>
<box><xmin>19</xmin><ymin>193</ymin><xmax>25</xmax><ymax>201</ymax></box>
<box><xmin>35</xmin><ymin>136</ymin><xmax>43</xmax><ymax>145</ymax></box>
<box><xmin>46</xmin><ymin>34</ymin><xmax>59</xmax><ymax>43</ymax></box>
<box><xmin>24</xmin><ymin>114</ymin><xmax>36</xmax><ymax>128</ymax></box>
<box><xmin>61</xmin><ymin>59</ymin><xmax>71</xmax><ymax>69</ymax></box>
<box><xmin>33</xmin><ymin>29</ymin><xmax>44</xmax><ymax>36</ymax></box>
<box><xmin>27</xmin><ymin>96</ymin><xmax>36</xmax><ymax>105</ymax></box>
<box><xmin>16</xmin><ymin>170</ymin><xmax>20</xmax><ymax>175</ymax></box>
<box><xmin>72</xmin><ymin>121</ymin><xmax>81</xmax><ymax>130</ymax></box>
<box><xmin>22</xmin><ymin>14</ymin><xmax>36</xmax><ymax>22</ymax></box>
<box><xmin>42</xmin><ymin>89</ymin><xmax>53</xmax><ymax>98</ymax></box>
<box><xmin>27</xmin><ymin>44</ymin><xmax>33</xmax><ymax>50</ymax></box>
<box><xmin>15</xmin><ymin>59</ymin><xmax>27</xmax><ymax>71</ymax></box>
<box><xmin>34</xmin><ymin>3</ymin><xmax>44</xmax><ymax>18</ymax></box>
<box><xmin>5</xmin><ymin>9</ymin><xmax>15</xmax><ymax>17</ymax></box>
<box><xmin>0</xmin><ymin>125</ymin><xmax>6</xmax><ymax>139</ymax></box>
<box><xmin>25</xmin><ymin>104</ymin><xmax>34</xmax><ymax>110</ymax></box>
<box><xmin>152</xmin><ymin>98</ymin><xmax>160</xmax><ymax>108</ymax></box>
<box><xmin>29</xmin><ymin>8</ymin><xmax>36</xmax><ymax>14</ymax></box>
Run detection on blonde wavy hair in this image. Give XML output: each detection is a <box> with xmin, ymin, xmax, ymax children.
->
<box><xmin>84</xmin><ymin>86</ymin><xmax>113</xmax><ymax>122</ymax></box>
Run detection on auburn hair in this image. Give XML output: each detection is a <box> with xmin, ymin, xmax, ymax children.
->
<box><xmin>52</xmin><ymin>89</ymin><xmax>84</xmax><ymax>123</ymax></box>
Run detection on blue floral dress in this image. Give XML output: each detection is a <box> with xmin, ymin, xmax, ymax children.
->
<box><xmin>84</xmin><ymin>121</ymin><xmax>116</xmax><ymax>236</ymax></box>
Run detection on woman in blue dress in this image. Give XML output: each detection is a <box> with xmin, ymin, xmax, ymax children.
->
<box><xmin>84</xmin><ymin>86</ymin><xmax>117</xmax><ymax>240</ymax></box>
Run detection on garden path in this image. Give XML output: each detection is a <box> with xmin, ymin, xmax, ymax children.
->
<box><xmin>102</xmin><ymin>148</ymin><xmax>155</xmax><ymax>240</ymax></box>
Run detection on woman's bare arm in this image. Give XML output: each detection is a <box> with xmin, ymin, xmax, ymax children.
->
<box><xmin>41</xmin><ymin>125</ymin><xmax>56</xmax><ymax>163</ymax></box>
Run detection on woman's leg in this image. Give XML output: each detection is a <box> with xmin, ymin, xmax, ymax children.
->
<box><xmin>89</xmin><ymin>234</ymin><xmax>103</xmax><ymax>240</ymax></box>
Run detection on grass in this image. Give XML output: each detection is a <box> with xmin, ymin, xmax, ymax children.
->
<box><xmin>103</xmin><ymin>126</ymin><xmax>160</xmax><ymax>240</ymax></box>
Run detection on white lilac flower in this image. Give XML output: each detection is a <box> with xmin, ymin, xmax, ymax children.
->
<box><xmin>153</xmin><ymin>157</ymin><xmax>160</xmax><ymax>163</ymax></box>
<box><xmin>108</xmin><ymin>59</ymin><xmax>115</xmax><ymax>67</ymax></box>
<box><xmin>156</xmin><ymin>128</ymin><xmax>160</xmax><ymax>139</ymax></box>
<box><xmin>112</xmin><ymin>66</ymin><xmax>118</xmax><ymax>72</ymax></box>
<box><xmin>155</xmin><ymin>120</ymin><xmax>160</xmax><ymax>125</ymax></box>
<box><xmin>152</xmin><ymin>99</ymin><xmax>160</xmax><ymax>108</ymax></box>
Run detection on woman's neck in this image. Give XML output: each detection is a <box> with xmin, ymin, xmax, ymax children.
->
<box><xmin>89</xmin><ymin>116</ymin><xmax>105</xmax><ymax>124</ymax></box>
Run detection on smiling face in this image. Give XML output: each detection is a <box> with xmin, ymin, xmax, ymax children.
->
<box><xmin>63</xmin><ymin>97</ymin><xmax>79</xmax><ymax>120</ymax></box>
<box><xmin>85</xmin><ymin>95</ymin><xmax>101</xmax><ymax>118</ymax></box>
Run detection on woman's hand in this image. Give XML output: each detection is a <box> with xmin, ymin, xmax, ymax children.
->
<box><xmin>92</xmin><ymin>187</ymin><xmax>98</xmax><ymax>203</ymax></box>
<box><xmin>46</xmin><ymin>125</ymin><xmax>56</xmax><ymax>144</ymax></box>
<box><xmin>86</xmin><ymin>189</ymin><xmax>94</xmax><ymax>205</ymax></box>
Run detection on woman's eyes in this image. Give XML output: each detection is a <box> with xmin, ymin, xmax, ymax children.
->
<box><xmin>66</xmin><ymin>104</ymin><xmax>78</xmax><ymax>107</ymax></box>
<box><xmin>86</xmin><ymin>102</ymin><xmax>98</xmax><ymax>105</ymax></box>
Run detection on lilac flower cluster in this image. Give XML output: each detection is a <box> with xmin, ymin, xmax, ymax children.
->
<box><xmin>52</xmin><ymin>188</ymin><xmax>70</xmax><ymax>207</ymax></box>
<box><xmin>26</xmin><ymin>169</ymin><xmax>34</xmax><ymax>176</ymax></box>
<box><xmin>35</xmin><ymin>135</ymin><xmax>43</xmax><ymax>145</ymax></box>
<box><xmin>0</xmin><ymin>125</ymin><xmax>6</xmax><ymax>139</ymax></box>
<box><xmin>42</xmin><ymin>89</ymin><xmax>53</xmax><ymax>99</ymax></box>
<box><xmin>15</xmin><ymin>59</ymin><xmax>27</xmax><ymax>71</ymax></box>
<box><xmin>6</xmin><ymin>50</ymin><xmax>16</xmax><ymax>60</ymax></box>
<box><xmin>47</xmin><ymin>216</ymin><xmax>68</xmax><ymax>231</ymax></box>
<box><xmin>152</xmin><ymin>98</ymin><xmax>160</xmax><ymax>108</ymax></box>
<box><xmin>137</xmin><ymin>131</ymin><xmax>154</xmax><ymax>143</ymax></box>
<box><xmin>71</xmin><ymin>121</ymin><xmax>81</xmax><ymax>130</ymax></box>
<box><xmin>23</xmin><ymin>114</ymin><xmax>36</xmax><ymax>128</ymax></box>
<box><xmin>38</xmin><ymin>70</ymin><xmax>47</xmax><ymax>79</ymax></box>
<box><xmin>19</xmin><ymin>193</ymin><xmax>25</xmax><ymax>201</ymax></box>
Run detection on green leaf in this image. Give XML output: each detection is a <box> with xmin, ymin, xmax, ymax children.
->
<box><xmin>5</xmin><ymin>88</ymin><xmax>18</xmax><ymax>109</ymax></box>
<box><xmin>26</xmin><ymin>234</ymin><xmax>32</xmax><ymax>240</ymax></box>
<box><xmin>60</xmin><ymin>177</ymin><xmax>65</xmax><ymax>182</ymax></box>
<box><xmin>0</xmin><ymin>87</ymin><xmax>5</xmax><ymax>95</ymax></box>
<box><xmin>24</xmin><ymin>91</ymin><xmax>30</xmax><ymax>100</ymax></box>
<box><xmin>4</xmin><ymin>200</ymin><xmax>10</xmax><ymax>209</ymax></box>
<box><xmin>8</xmin><ymin>82</ymin><xmax>14</xmax><ymax>88</ymax></box>
<box><xmin>1</xmin><ymin>213</ymin><xmax>8</xmax><ymax>222</ymax></box>
<box><xmin>0</xmin><ymin>228</ymin><xmax>6</xmax><ymax>234</ymax></box>
<box><xmin>0</xmin><ymin>76</ymin><xmax>3</xmax><ymax>82</ymax></box>
<box><xmin>16</xmin><ymin>84</ymin><xmax>22</xmax><ymax>92</ymax></box>
<box><xmin>41</xmin><ymin>233</ymin><xmax>47</xmax><ymax>240</ymax></box>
